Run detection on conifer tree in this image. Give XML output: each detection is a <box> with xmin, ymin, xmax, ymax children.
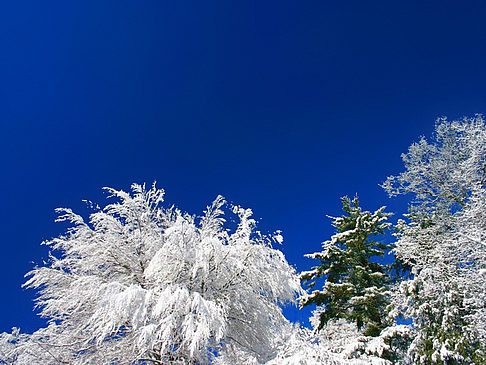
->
<box><xmin>300</xmin><ymin>196</ymin><xmax>393</xmax><ymax>337</ymax></box>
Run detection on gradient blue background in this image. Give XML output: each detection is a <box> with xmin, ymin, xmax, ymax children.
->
<box><xmin>1</xmin><ymin>1</ymin><xmax>486</xmax><ymax>333</ymax></box>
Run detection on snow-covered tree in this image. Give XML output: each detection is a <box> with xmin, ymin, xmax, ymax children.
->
<box><xmin>300</xmin><ymin>196</ymin><xmax>394</xmax><ymax>337</ymax></box>
<box><xmin>219</xmin><ymin>196</ymin><xmax>410</xmax><ymax>365</ymax></box>
<box><xmin>384</xmin><ymin>116</ymin><xmax>486</xmax><ymax>364</ymax></box>
<box><xmin>383</xmin><ymin>115</ymin><xmax>486</xmax><ymax>217</ymax></box>
<box><xmin>1</xmin><ymin>183</ymin><xmax>301</xmax><ymax>364</ymax></box>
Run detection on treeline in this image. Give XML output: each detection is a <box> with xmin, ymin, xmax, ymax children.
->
<box><xmin>1</xmin><ymin>116</ymin><xmax>485</xmax><ymax>364</ymax></box>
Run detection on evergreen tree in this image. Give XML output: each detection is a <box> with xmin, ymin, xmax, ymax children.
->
<box><xmin>300</xmin><ymin>196</ymin><xmax>393</xmax><ymax>337</ymax></box>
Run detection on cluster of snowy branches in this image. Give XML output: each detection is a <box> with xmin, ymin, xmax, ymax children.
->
<box><xmin>1</xmin><ymin>116</ymin><xmax>485</xmax><ymax>364</ymax></box>
<box><xmin>383</xmin><ymin>116</ymin><xmax>486</xmax><ymax>364</ymax></box>
<box><xmin>0</xmin><ymin>185</ymin><xmax>300</xmax><ymax>364</ymax></box>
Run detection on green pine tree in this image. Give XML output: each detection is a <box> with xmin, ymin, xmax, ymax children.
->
<box><xmin>300</xmin><ymin>196</ymin><xmax>393</xmax><ymax>337</ymax></box>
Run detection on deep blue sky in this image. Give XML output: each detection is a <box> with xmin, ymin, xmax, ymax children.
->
<box><xmin>1</xmin><ymin>1</ymin><xmax>486</xmax><ymax>333</ymax></box>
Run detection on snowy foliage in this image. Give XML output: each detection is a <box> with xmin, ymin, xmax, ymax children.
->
<box><xmin>384</xmin><ymin>116</ymin><xmax>486</xmax><ymax>364</ymax></box>
<box><xmin>383</xmin><ymin>115</ymin><xmax>486</xmax><ymax>217</ymax></box>
<box><xmin>268</xmin><ymin>320</ymin><xmax>412</xmax><ymax>365</ymax></box>
<box><xmin>300</xmin><ymin>196</ymin><xmax>394</xmax><ymax>337</ymax></box>
<box><xmin>3</xmin><ymin>115</ymin><xmax>486</xmax><ymax>365</ymax></box>
<box><xmin>1</xmin><ymin>183</ymin><xmax>301</xmax><ymax>364</ymax></box>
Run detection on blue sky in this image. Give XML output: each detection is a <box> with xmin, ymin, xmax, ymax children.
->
<box><xmin>1</xmin><ymin>1</ymin><xmax>486</xmax><ymax>332</ymax></box>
